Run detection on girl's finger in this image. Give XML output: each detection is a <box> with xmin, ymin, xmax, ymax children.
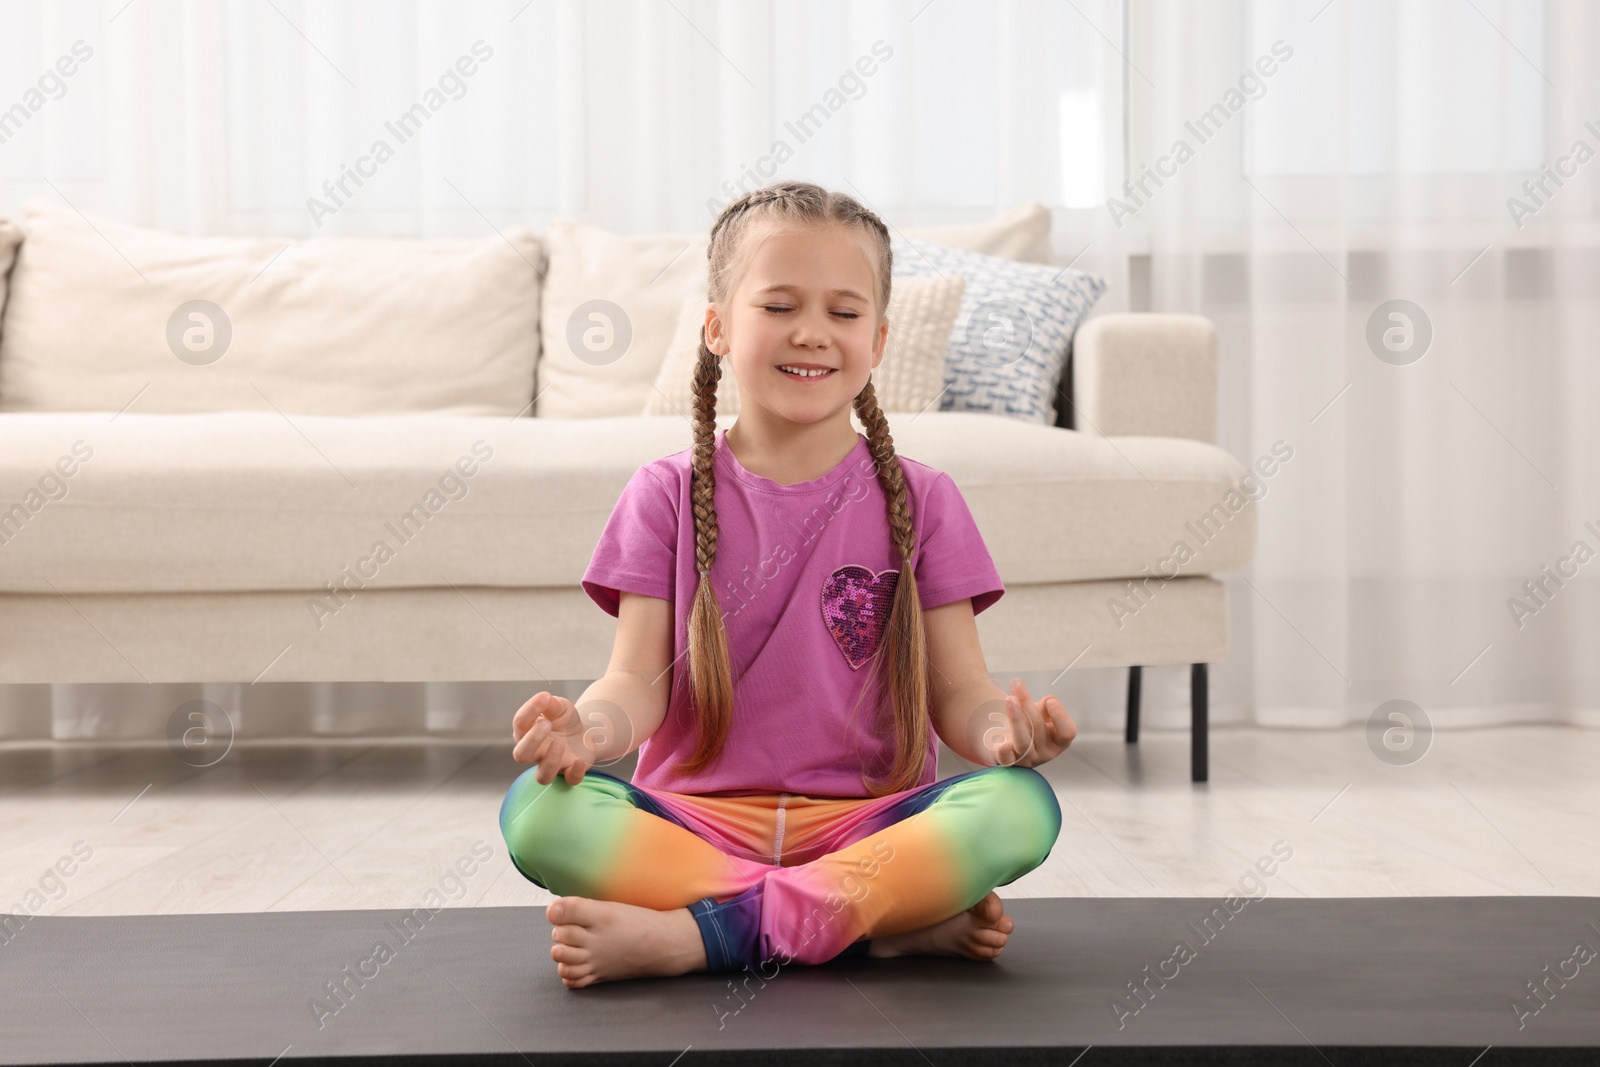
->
<box><xmin>523</xmin><ymin>720</ymin><xmax>548</xmax><ymax>760</ymax></box>
<box><xmin>1018</xmin><ymin>693</ymin><xmax>1047</xmax><ymax>739</ymax></box>
<box><xmin>536</xmin><ymin>745</ymin><xmax>560</xmax><ymax>785</ymax></box>
<box><xmin>1030</xmin><ymin>695</ymin><xmax>1055</xmax><ymax>741</ymax></box>
<box><xmin>1005</xmin><ymin>695</ymin><xmax>1035</xmax><ymax>764</ymax></box>
<box><xmin>563</xmin><ymin>755</ymin><xmax>587</xmax><ymax>786</ymax></box>
<box><xmin>528</xmin><ymin>725</ymin><xmax>558</xmax><ymax>778</ymax></box>
<box><xmin>513</xmin><ymin>717</ymin><xmax>546</xmax><ymax>762</ymax></box>
<box><xmin>1043</xmin><ymin>696</ymin><xmax>1072</xmax><ymax>744</ymax></box>
<box><xmin>991</xmin><ymin>700</ymin><xmax>1018</xmax><ymax>766</ymax></box>
<box><xmin>513</xmin><ymin>691</ymin><xmax>545</xmax><ymax>730</ymax></box>
<box><xmin>998</xmin><ymin>697</ymin><xmax>1018</xmax><ymax>764</ymax></box>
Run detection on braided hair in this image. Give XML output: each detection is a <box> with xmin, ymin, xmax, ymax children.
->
<box><xmin>675</xmin><ymin>180</ymin><xmax>931</xmax><ymax>797</ymax></box>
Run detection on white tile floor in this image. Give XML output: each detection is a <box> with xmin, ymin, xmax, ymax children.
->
<box><xmin>1</xmin><ymin>725</ymin><xmax>1592</xmax><ymax>917</ymax></box>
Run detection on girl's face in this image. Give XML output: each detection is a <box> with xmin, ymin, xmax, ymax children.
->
<box><xmin>704</xmin><ymin>221</ymin><xmax>889</xmax><ymax>427</ymax></box>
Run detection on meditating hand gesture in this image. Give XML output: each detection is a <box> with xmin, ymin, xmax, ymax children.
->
<box><xmin>983</xmin><ymin>677</ymin><xmax>1077</xmax><ymax>769</ymax></box>
<box><xmin>512</xmin><ymin>691</ymin><xmax>595</xmax><ymax>786</ymax></box>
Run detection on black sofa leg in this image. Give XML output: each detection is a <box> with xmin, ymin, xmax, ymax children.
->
<box><xmin>1125</xmin><ymin>665</ymin><xmax>1141</xmax><ymax>743</ymax></box>
<box><xmin>1191</xmin><ymin>662</ymin><xmax>1209</xmax><ymax>783</ymax></box>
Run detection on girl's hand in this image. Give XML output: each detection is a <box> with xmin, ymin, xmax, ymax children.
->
<box><xmin>987</xmin><ymin>677</ymin><xmax>1076</xmax><ymax>769</ymax></box>
<box><xmin>512</xmin><ymin>691</ymin><xmax>592</xmax><ymax>786</ymax></box>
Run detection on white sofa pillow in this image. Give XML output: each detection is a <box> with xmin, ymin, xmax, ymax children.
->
<box><xmin>535</xmin><ymin>220</ymin><xmax>710</xmax><ymax>419</ymax></box>
<box><xmin>538</xmin><ymin>202</ymin><xmax>1052</xmax><ymax>419</ymax></box>
<box><xmin>0</xmin><ymin>198</ymin><xmax>542</xmax><ymax>416</ymax></box>
<box><xmin>643</xmin><ymin>274</ymin><xmax>965</xmax><ymax>418</ymax></box>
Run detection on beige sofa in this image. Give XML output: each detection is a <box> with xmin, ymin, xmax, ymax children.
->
<box><xmin>0</xmin><ymin>200</ymin><xmax>1253</xmax><ymax>780</ymax></box>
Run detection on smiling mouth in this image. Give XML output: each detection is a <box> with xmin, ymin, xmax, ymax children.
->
<box><xmin>777</xmin><ymin>365</ymin><xmax>836</xmax><ymax>379</ymax></box>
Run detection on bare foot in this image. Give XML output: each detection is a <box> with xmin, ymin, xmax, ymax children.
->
<box><xmin>867</xmin><ymin>890</ymin><xmax>1015</xmax><ymax>961</ymax></box>
<box><xmin>546</xmin><ymin>896</ymin><xmax>708</xmax><ymax>989</ymax></box>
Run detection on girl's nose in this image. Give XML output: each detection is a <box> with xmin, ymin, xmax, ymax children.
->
<box><xmin>790</xmin><ymin>313</ymin><xmax>831</xmax><ymax>346</ymax></box>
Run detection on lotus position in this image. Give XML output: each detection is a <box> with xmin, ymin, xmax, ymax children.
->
<box><xmin>500</xmin><ymin>180</ymin><xmax>1075</xmax><ymax>989</ymax></box>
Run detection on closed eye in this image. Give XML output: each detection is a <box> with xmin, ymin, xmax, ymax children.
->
<box><xmin>762</xmin><ymin>305</ymin><xmax>860</xmax><ymax>319</ymax></box>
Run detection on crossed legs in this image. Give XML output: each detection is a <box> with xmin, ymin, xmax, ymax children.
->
<box><xmin>499</xmin><ymin>764</ymin><xmax>1062</xmax><ymax>986</ymax></box>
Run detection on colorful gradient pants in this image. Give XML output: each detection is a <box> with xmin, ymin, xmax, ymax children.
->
<box><xmin>498</xmin><ymin>763</ymin><xmax>1062</xmax><ymax>974</ymax></box>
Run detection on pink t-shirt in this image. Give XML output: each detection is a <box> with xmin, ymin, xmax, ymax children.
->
<box><xmin>581</xmin><ymin>428</ymin><xmax>1005</xmax><ymax>799</ymax></box>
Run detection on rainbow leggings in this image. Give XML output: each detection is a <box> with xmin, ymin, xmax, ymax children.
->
<box><xmin>498</xmin><ymin>763</ymin><xmax>1062</xmax><ymax>974</ymax></box>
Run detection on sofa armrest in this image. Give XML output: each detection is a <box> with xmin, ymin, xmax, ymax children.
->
<box><xmin>1071</xmin><ymin>312</ymin><xmax>1218</xmax><ymax>443</ymax></box>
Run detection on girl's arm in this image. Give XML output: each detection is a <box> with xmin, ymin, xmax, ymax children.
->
<box><xmin>571</xmin><ymin>590</ymin><xmax>675</xmax><ymax>762</ymax></box>
<box><xmin>925</xmin><ymin>598</ymin><xmax>1076</xmax><ymax>768</ymax></box>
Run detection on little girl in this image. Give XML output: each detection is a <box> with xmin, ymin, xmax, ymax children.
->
<box><xmin>500</xmin><ymin>181</ymin><xmax>1075</xmax><ymax>990</ymax></box>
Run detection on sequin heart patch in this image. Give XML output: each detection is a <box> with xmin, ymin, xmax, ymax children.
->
<box><xmin>821</xmin><ymin>564</ymin><xmax>899</xmax><ymax>671</ymax></box>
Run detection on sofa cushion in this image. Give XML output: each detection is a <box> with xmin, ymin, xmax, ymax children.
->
<box><xmin>894</xmin><ymin>237</ymin><xmax>1108</xmax><ymax>425</ymax></box>
<box><xmin>535</xmin><ymin>220</ymin><xmax>710</xmax><ymax>419</ymax></box>
<box><xmin>0</xmin><ymin>411</ymin><xmax>1254</xmax><ymax>596</ymax></box>
<box><xmin>0</xmin><ymin>198</ymin><xmax>542</xmax><ymax>417</ymax></box>
<box><xmin>641</xmin><ymin>274</ymin><xmax>965</xmax><ymax>419</ymax></box>
<box><xmin>536</xmin><ymin>203</ymin><xmax>1057</xmax><ymax>419</ymax></box>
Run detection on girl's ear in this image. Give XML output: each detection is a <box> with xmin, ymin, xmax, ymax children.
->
<box><xmin>705</xmin><ymin>304</ymin><xmax>729</xmax><ymax>356</ymax></box>
<box><xmin>870</xmin><ymin>316</ymin><xmax>889</xmax><ymax>371</ymax></box>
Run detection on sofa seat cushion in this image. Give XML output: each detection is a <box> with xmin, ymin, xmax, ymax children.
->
<box><xmin>0</xmin><ymin>411</ymin><xmax>1254</xmax><ymax>595</ymax></box>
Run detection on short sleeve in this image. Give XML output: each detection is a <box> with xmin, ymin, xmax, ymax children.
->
<box><xmin>912</xmin><ymin>471</ymin><xmax>1005</xmax><ymax>615</ymax></box>
<box><xmin>581</xmin><ymin>465</ymin><xmax>679</xmax><ymax>617</ymax></box>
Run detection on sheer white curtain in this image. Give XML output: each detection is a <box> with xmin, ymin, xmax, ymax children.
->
<box><xmin>0</xmin><ymin>0</ymin><xmax>1593</xmax><ymax>740</ymax></box>
<box><xmin>1124</xmin><ymin>0</ymin><xmax>1598</xmax><ymax>731</ymax></box>
<box><xmin>0</xmin><ymin>0</ymin><xmax>1123</xmax><ymax>240</ymax></box>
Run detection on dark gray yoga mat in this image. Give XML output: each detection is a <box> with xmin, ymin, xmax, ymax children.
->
<box><xmin>2</xmin><ymin>897</ymin><xmax>1597</xmax><ymax>1066</ymax></box>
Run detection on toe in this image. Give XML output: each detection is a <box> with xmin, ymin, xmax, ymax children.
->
<box><xmin>551</xmin><ymin>923</ymin><xmax>590</xmax><ymax>947</ymax></box>
<box><xmin>563</xmin><ymin>896</ymin><xmax>608</xmax><ymax>928</ymax></box>
<box><xmin>969</xmin><ymin>895</ymin><xmax>1006</xmax><ymax>929</ymax></box>
<box><xmin>558</xmin><ymin>960</ymin><xmax>596</xmax><ymax>987</ymax></box>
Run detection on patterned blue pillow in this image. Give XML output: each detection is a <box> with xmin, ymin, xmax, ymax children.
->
<box><xmin>892</xmin><ymin>237</ymin><xmax>1107</xmax><ymax>424</ymax></box>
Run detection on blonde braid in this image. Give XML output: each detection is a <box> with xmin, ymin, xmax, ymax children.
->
<box><xmin>674</xmin><ymin>330</ymin><xmax>736</xmax><ymax>776</ymax></box>
<box><xmin>852</xmin><ymin>380</ymin><xmax>931</xmax><ymax>795</ymax></box>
